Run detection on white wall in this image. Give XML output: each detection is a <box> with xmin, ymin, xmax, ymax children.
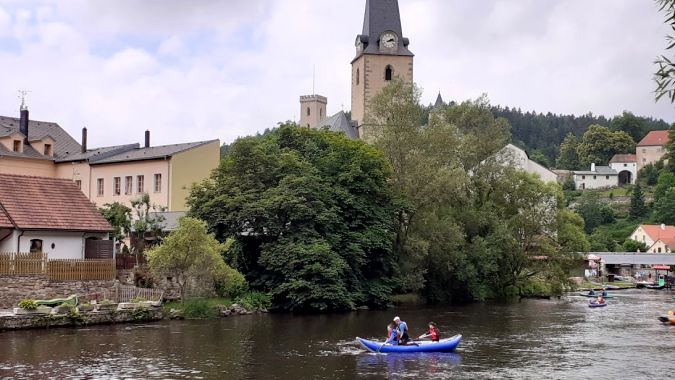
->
<box><xmin>1</xmin><ymin>230</ymin><xmax>108</xmax><ymax>259</ymax></box>
<box><xmin>499</xmin><ymin>144</ymin><xmax>558</xmax><ymax>183</ymax></box>
<box><xmin>573</xmin><ymin>173</ymin><xmax>618</xmax><ymax>189</ymax></box>
<box><xmin>609</xmin><ymin>162</ymin><xmax>637</xmax><ymax>185</ymax></box>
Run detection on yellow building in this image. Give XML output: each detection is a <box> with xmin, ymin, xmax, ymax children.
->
<box><xmin>0</xmin><ymin>107</ymin><xmax>219</xmax><ymax>212</ymax></box>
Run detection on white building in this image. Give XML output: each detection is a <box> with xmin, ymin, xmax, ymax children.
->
<box><xmin>608</xmin><ymin>154</ymin><xmax>637</xmax><ymax>185</ymax></box>
<box><xmin>572</xmin><ymin>163</ymin><xmax>618</xmax><ymax>190</ymax></box>
<box><xmin>498</xmin><ymin>144</ymin><xmax>558</xmax><ymax>183</ymax></box>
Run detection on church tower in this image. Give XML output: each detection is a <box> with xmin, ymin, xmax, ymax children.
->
<box><xmin>351</xmin><ymin>0</ymin><xmax>414</xmax><ymax>137</ymax></box>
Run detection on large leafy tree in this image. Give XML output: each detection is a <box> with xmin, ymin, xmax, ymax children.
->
<box><xmin>99</xmin><ymin>202</ymin><xmax>132</xmax><ymax>245</ymax></box>
<box><xmin>610</xmin><ymin>111</ymin><xmax>648</xmax><ymax>143</ymax></box>
<box><xmin>576</xmin><ymin>124</ymin><xmax>635</xmax><ymax>167</ymax></box>
<box><xmin>556</xmin><ymin>133</ymin><xmax>581</xmax><ymax>170</ymax></box>
<box><xmin>188</xmin><ymin>126</ymin><xmax>397</xmax><ymax>312</ymax></box>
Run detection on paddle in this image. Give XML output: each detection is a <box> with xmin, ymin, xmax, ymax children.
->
<box><xmin>658</xmin><ymin>316</ymin><xmax>669</xmax><ymax>323</ymax></box>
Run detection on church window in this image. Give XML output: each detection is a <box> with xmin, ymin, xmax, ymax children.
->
<box><xmin>385</xmin><ymin>65</ymin><xmax>393</xmax><ymax>81</ymax></box>
<box><xmin>356</xmin><ymin>68</ymin><xmax>360</xmax><ymax>85</ymax></box>
<box><xmin>307</xmin><ymin>107</ymin><xmax>311</xmax><ymax>116</ymax></box>
<box><xmin>320</xmin><ymin>108</ymin><xmax>323</xmax><ymax>118</ymax></box>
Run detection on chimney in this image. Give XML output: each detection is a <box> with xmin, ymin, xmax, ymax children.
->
<box><xmin>591</xmin><ymin>163</ymin><xmax>596</xmax><ymax>172</ymax></box>
<box><xmin>661</xmin><ymin>223</ymin><xmax>666</xmax><ymax>231</ymax></box>
<box><xmin>19</xmin><ymin>108</ymin><xmax>29</xmax><ymax>138</ymax></box>
<box><xmin>144</xmin><ymin>130</ymin><xmax>150</xmax><ymax>148</ymax></box>
<box><xmin>81</xmin><ymin>127</ymin><xmax>88</xmax><ymax>153</ymax></box>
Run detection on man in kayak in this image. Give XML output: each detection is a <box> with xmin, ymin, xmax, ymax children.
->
<box><xmin>601</xmin><ymin>288</ymin><xmax>608</xmax><ymax>297</ymax></box>
<box><xmin>588</xmin><ymin>289</ymin><xmax>596</xmax><ymax>296</ymax></box>
<box><xmin>394</xmin><ymin>316</ymin><xmax>410</xmax><ymax>345</ymax></box>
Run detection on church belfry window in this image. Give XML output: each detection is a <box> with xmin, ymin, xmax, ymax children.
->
<box><xmin>307</xmin><ymin>107</ymin><xmax>311</xmax><ymax>116</ymax></box>
<box><xmin>320</xmin><ymin>108</ymin><xmax>323</xmax><ymax>118</ymax></box>
<box><xmin>356</xmin><ymin>68</ymin><xmax>360</xmax><ymax>85</ymax></box>
<box><xmin>385</xmin><ymin>65</ymin><xmax>393</xmax><ymax>81</ymax></box>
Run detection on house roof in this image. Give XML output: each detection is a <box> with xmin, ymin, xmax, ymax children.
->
<box><xmin>0</xmin><ymin>206</ymin><xmax>13</xmax><ymax>228</ymax></box>
<box><xmin>55</xmin><ymin>143</ymin><xmax>140</xmax><ymax>163</ymax></box>
<box><xmin>637</xmin><ymin>130</ymin><xmax>670</xmax><ymax>147</ymax></box>
<box><xmin>0</xmin><ymin>115</ymin><xmax>81</xmax><ymax>159</ymax></box>
<box><xmin>0</xmin><ymin>174</ymin><xmax>112</xmax><ymax>232</ymax></box>
<box><xmin>609</xmin><ymin>154</ymin><xmax>637</xmax><ymax>163</ymax></box>
<box><xmin>434</xmin><ymin>92</ymin><xmax>445</xmax><ymax>108</ymax></box>
<box><xmin>317</xmin><ymin>111</ymin><xmax>359</xmax><ymax>139</ymax></box>
<box><xmin>636</xmin><ymin>224</ymin><xmax>675</xmax><ymax>242</ymax></box>
<box><xmin>89</xmin><ymin>140</ymin><xmax>218</xmax><ymax>165</ymax></box>
<box><xmin>573</xmin><ymin>166</ymin><xmax>617</xmax><ymax>175</ymax></box>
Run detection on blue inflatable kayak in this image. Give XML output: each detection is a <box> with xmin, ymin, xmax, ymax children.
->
<box><xmin>357</xmin><ymin>334</ymin><xmax>461</xmax><ymax>353</ymax></box>
<box><xmin>589</xmin><ymin>302</ymin><xmax>607</xmax><ymax>308</ymax></box>
<box><xmin>578</xmin><ymin>293</ymin><xmax>614</xmax><ymax>298</ymax></box>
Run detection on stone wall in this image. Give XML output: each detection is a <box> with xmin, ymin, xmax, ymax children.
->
<box><xmin>0</xmin><ymin>307</ymin><xmax>163</xmax><ymax>331</ymax></box>
<box><xmin>0</xmin><ymin>275</ymin><xmax>116</xmax><ymax>309</ymax></box>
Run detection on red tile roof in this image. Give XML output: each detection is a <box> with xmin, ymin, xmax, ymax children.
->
<box><xmin>637</xmin><ymin>130</ymin><xmax>670</xmax><ymax>147</ymax></box>
<box><xmin>0</xmin><ymin>174</ymin><xmax>112</xmax><ymax>232</ymax></box>
<box><xmin>609</xmin><ymin>154</ymin><xmax>637</xmax><ymax>163</ymax></box>
<box><xmin>639</xmin><ymin>224</ymin><xmax>675</xmax><ymax>242</ymax></box>
<box><xmin>0</xmin><ymin>207</ymin><xmax>13</xmax><ymax>228</ymax></box>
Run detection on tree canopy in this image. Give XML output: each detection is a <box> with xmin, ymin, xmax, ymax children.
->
<box><xmin>576</xmin><ymin>124</ymin><xmax>635</xmax><ymax>167</ymax></box>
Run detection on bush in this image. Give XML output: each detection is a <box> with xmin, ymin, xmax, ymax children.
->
<box><xmin>182</xmin><ymin>298</ymin><xmax>219</xmax><ymax>319</ymax></box>
<box><xmin>235</xmin><ymin>292</ymin><xmax>272</xmax><ymax>310</ymax></box>
<box><xmin>215</xmin><ymin>266</ymin><xmax>248</xmax><ymax>298</ymax></box>
<box><xmin>18</xmin><ymin>299</ymin><xmax>38</xmax><ymax>310</ymax></box>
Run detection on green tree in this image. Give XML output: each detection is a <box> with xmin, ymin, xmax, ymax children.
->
<box><xmin>638</xmin><ymin>163</ymin><xmax>661</xmax><ymax>186</ymax></box>
<box><xmin>655</xmin><ymin>171</ymin><xmax>675</xmax><ymax>200</ymax></box>
<box><xmin>629</xmin><ymin>184</ymin><xmax>649</xmax><ymax>219</ymax></box>
<box><xmin>556</xmin><ymin>133</ymin><xmax>581</xmax><ymax>169</ymax></box>
<box><xmin>530</xmin><ymin>149</ymin><xmax>551</xmax><ymax>168</ymax></box>
<box><xmin>575</xmin><ymin>192</ymin><xmax>615</xmax><ymax>233</ymax></box>
<box><xmin>98</xmin><ymin>202</ymin><xmax>131</xmax><ymax>245</ymax></box>
<box><xmin>653</xmin><ymin>189</ymin><xmax>675</xmax><ymax>224</ymax></box>
<box><xmin>146</xmin><ymin>217</ymin><xmax>246</xmax><ymax>303</ymax></box>
<box><xmin>610</xmin><ymin>111</ymin><xmax>647</xmax><ymax>142</ymax></box>
<box><xmin>188</xmin><ymin>125</ymin><xmax>398</xmax><ymax>312</ymax></box>
<box><xmin>576</xmin><ymin>124</ymin><xmax>636</xmax><ymax>167</ymax></box>
<box><xmin>622</xmin><ymin>239</ymin><xmax>649</xmax><ymax>252</ymax></box>
<box><xmin>655</xmin><ymin>0</ymin><xmax>675</xmax><ymax>102</ymax></box>
<box><xmin>130</xmin><ymin>193</ymin><xmax>166</xmax><ymax>256</ymax></box>
<box><xmin>589</xmin><ymin>230</ymin><xmax>618</xmax><ymax>252</ymax></box>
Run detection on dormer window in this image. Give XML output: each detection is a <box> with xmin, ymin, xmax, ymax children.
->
<box><xmin>43</xmin><ymin>144</ymin><xmax>52</xmax><ymax>156</ymax></box>
<box><xmin>13</xmin><ymin>140</ymin><xmax>21</xmax><ymax>152</ymax></box>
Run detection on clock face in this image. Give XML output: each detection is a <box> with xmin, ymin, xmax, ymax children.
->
<box><xmin>382</xmin><ymin>33</ymin><xmax>397</xmax><ymax>48</ymax></box>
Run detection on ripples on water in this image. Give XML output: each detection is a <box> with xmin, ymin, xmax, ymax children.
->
<box><xmin>0</xmin><ymin>289</ymin><xmax>673</xmax><ymax>379</ymax></box>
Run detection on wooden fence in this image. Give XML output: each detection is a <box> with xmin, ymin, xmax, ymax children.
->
<box><xmin>0</xmin><ymin>252</ymin><xmax>47</xmax><ymax>275</ymax></box>
<box><xmin>115</xmin><ymin>253</ymin><xmax>147</xmax><ymax>270</ymax></box>
<box><xmin>0</xmin><ymin>253</ymin><xmax>115</xmax><ymax>281</ymax></box>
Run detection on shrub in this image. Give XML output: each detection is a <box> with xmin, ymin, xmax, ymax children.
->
<box><xmin>235</xmin><ymin>292</ymin><xmax>272</xmax><ymax>310</ymax></box>
<box><xmin>18</xmin><ymin>299</ymin><xmax>38</xmax><ymax>310</ymax></box>
<box><xmin>181</xmin><ymin>298</ymin><xmax>219</xmax><ymax>319</ymax></box>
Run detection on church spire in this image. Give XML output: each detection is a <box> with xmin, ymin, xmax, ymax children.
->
<box><xmin>434</xmin><ymin>92</ymin><xmax>445</xmax><ymax>108</ymax></box>
<box><xmin>354</xmin><ymin>0</ymin><xmax>413</xmax><ymax>60</ymax></box>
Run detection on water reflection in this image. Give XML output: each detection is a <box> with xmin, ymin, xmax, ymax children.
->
<box><xmin>0</xmin><ymin>290</ymin><xmax>673</xmax><ymax>379</ymax></box>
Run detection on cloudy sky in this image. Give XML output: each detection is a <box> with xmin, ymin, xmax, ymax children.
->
<box><xmin>0</xmin><ymin>0</ymin><xmax>673</xmax><ymax>148</ymax></box>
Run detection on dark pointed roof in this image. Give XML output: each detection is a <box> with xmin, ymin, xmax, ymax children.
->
<box><xmin>0</xmin><ymin>115</ymin><xmax>81</xmax><ymax>159</ymax></box>
<box><xmin>354</xmin><ymin>0</ymin><xmax>413</xmax><ymax>60</ymax></box>
<box><xmin>317</xmin><ymin>111</ymin><xmax>359</xmax><ymax>139</ymax></box>
<box><xmin>434</xmin><ymin>92</ymin><xmax>445</xmax><ymax>108</ymax></box>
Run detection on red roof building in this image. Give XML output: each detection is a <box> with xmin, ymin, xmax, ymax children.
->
<box><xmin>637</xmin><ymin>130</ymin><xmax>671</xmax><ymax>147</ymax></box>
<box><xmin>636</xmin><ymin>130</ymin><xmax>671</xmax><ymax>171</ymax></box>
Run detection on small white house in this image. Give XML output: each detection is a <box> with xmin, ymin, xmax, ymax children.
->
<box><xmin>0</xmin><ymin>174</ymin><xmax>112</xmax><ymax>259</ymax></box>
<box><xmin>608</xmin><ymin>154</ymin><xmax>637</xmax><ymax>185</ymax></box>
<box><xmin>629</xmin><ymin>224</ymin><xmax>675</xmax><ymax>253</ymax></box>
<box><xmin>572</xmin><ymin>163</ymin><xmax>618</xmax><ymax>190</ymax></box>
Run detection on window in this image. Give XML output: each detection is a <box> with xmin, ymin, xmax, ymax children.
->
<box><xmin>320</xmin><ymin>108</ymin><xmax>323</xmax><ymax>119</ymax></box>
<box><xmin>113</xmin><ymin>177</ymin><xmax>121</xmax><ymax>196</ymax></box>
<box><xmin>606</xmin><ymin>176</ymin><xmax>609</xmax><ymax>180</ymax></box>
<box><xmin>29</xmin><ymin>239</ymin><xmax>43</xmax><ymax>253</ymax></box>
<box><xmin>658</xmin><ymin>247</ymin><xmax>662</xmax><ymax>253</ymax></box>
<box><xmin>582</xmin><ymin>175</ymin><xmax>586</xmax><ymax>180</ymax></box>
<box><xmin>154</xmin><ymin>173</ymin><xmax>162</xmax><ymax>193</ymax></box>
<box><xmin>97</xmin><ymin>178</ymin><xmax>104</xmax><ymax>196</ymax></box>
<box><xmin>75</xmin><ymin>180</ymin><xmax>82</xmax><ymax>189</ymax></box>
<box><xmin>137</xmin><ymin>175</ymin><xmax>144</xmax><ymax>193</ymax></box>
<box><xmin>125</xmin><ymin>176</ymin><xmax>133</xmax><ymax>195</ymax></box>
<box><xmin>593</xmin><ymin>175</ymin><xmax>597</xmax><ymax>180</ymax></box>
<box><xmin>623</xmin><ymin>164</ymin><xmax>627</xmax><ymax>167</ymax></box>
<box><xmin>43</xmin><ymin>144</ymin><xmax>52</xmax><ymax>156</ymax></box>
<box><xmin>12</xmin><ymin>140</ymin><xmax>21</xmax><ymax>152</ymax></box>
<box><xmin>385</xmin><ymin>65</ymin><xmax>393</xmax><ymax>81</ymax></box>
<box><xmin>307</xmin><ymin>107</ymin><xmax>310</xmax><ymax>116</ymax></box>
<box><xmin>642</xmin><ymin>149</ymin><xmax>646</xmax><ymax>153</ymax></box>
<box><xmin>356</xmin><ymin>68</ymin><xmax>360</xmax><ymax>85</ymax></box>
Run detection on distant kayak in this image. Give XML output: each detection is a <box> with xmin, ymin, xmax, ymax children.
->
<box><xmin>578</xmin><ymin>293</ymin><xmax>615</xmax><ymax>298</ymax></box>
<box><xmin>357</xmin><ymin>334</ymin><xmax>462</xmax><ymax>353</ymax></box>
<box><xmin>657</xmin><ymin>316</ymin><xmax>675</xmax><ymax>325</ymax></box>
<box><xmin>589</xmin><ymin>302</ymin><xmax>607</xmax><ymax>308</ymax></box>
<box><xmin>646</xmin><ymin>284</ymin><xmax>665</xmax><ymax>290</ymax></box>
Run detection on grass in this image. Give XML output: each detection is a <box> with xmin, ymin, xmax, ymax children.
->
<box><xmin>163</xmin><ymin>298</ymin><xmax>233</xmax><ymax>319</ymax></box>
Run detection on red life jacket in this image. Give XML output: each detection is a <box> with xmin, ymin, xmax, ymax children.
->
<box><xmin>430</xmin><ymin>327</ymin><xmax>440</xmax><ymax>341</ymax></box>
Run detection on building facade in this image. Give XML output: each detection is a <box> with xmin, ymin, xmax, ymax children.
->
<box><xmin>608</xmin><ymin>154</ymin><xmax>637</xmax><ymax>185</ymax></box>
<box><xmin>629</xmin><ymin>224</ymin><xmax>675</xmax><ymax>253</ymax></box>
<box><xmin>572</xmin><ymin>163</ymin><xmax>618</xmax><ymax>190</ymax></box>
<box><xmin>498</xmin><ymin>144</ymin><xmax>558</xmax><ymax>183</ymax></box>
<box><xmin>0</xmin><ymin>110</ymin><xmax>219</xmax><ymax>211</ymax></box>
<box><xmin>636</xmin><ymin>130</ymin><xmax>670</xmax><ymax>171</ymax></box>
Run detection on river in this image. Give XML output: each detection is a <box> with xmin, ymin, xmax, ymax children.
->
<box><xmin>0</xmin><ymin>289</ymin><xmax>673</xmax><ymax>379</ymax></box>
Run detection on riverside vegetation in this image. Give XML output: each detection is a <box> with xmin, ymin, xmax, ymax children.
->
<box><xmin>187</xmin><ymin>79</ymin><xmax>589</xmax><ymax>312</ymax></box>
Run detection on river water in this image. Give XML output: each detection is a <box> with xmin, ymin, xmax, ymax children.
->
<box><xmin>1</xmin><ymin>289</ymin><xmax>673</xmax><ymax>379</ymax></box>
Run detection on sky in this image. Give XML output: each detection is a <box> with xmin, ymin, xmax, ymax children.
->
<box><xmin>0</xmin><ymin>0</ymin><xmax>673</xmax><ymax>148</ymax></box>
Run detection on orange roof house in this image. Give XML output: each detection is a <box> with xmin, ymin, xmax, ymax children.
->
<box><xmin>636</xmin><ymin>131</ymin><xmax>671</xmax><ymax>171</ymax></box>
<box><xmin>0</xmin><ymin>174</ymin><xmax>111</xmax><ymax>259</ymax></box>
<box><xmin>637</xmin><ymin>131</ymin><xmax>670</xmax><ymax>147</ymax></box>
<box><xmin>629</xmin><ymin>224</ymin><xmax>675</xmax><ymax>253</ymax></box>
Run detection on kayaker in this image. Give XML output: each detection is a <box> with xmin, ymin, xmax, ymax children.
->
<box><xmin>385</xmin><ymin>322</ymin><xmax>399</xmax><ymax>345</ymax></box>
<box><xmin>393</xmin><ymin>316</ymin><xmax>410</xmax><ymax>345</ymax></box>
<box><xmin>588</xmin><ymin>289</ymin><xmax>596</xmax><ymax>296</ymax></box>
<box><xmin>597</xmin><ymin>296</ymin><xmax>605</xmax><ymax>304</ymax></box>
<box><xmin>601</xmin><ymin>289</ymin><xmax>608</xmax><ymax>297</ymax></box>
<box><xmin>418</xmin><ymin>322</ymin><xmax>440</xmax><ymax>342</ymax></box>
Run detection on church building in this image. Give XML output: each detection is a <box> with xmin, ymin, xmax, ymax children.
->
<box><xmin>299</xmin><ymin>0</ymin><xmax>413</xmax><ymax>139</ymax></box>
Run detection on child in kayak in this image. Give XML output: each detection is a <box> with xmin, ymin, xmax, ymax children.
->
<box><xmin>418</xmin><ymin>322</ymin><xmax>440</xmax><ymax>342</ymax></box>
<box><xmin>385</xmin><ymin>322</ymin><xmax>399</xmax><ymax>345</ymax></box>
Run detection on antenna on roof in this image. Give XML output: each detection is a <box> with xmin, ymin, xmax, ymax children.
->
<box><xmin>18</xmin><ymin>90</ymin><xmax>31</xmax><ymax>111</ymax></box>
<box><xmin>312</xmin><ymin>65</ymin><xmax>316</xmax><ymax>96</ymax></box>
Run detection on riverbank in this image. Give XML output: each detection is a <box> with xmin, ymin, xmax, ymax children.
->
<box><xmin>0</xmin><ymin>306</ymin><xmax>163</xmax><ymax>331</ymax></box>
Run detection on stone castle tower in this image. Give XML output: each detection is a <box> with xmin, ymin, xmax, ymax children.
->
<box><xmin>351</xmin><ymin>0</ymin><xmax>414</xmax><ymax>137</ymax></box>
<box><xmin>299</xmin><ymin>94</ymin><xmax>327</xmax><ymax>129</ymax></box>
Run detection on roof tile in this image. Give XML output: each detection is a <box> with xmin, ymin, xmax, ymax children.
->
<box><xmin>637</xmin><ymin>130</ymin><xmax>670</xmax><ymax>147</ymax></box>
<box><xmin>0</xmin><ymin>174</ymin><xmax>112</xmax><ymax>232</ymax></box>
